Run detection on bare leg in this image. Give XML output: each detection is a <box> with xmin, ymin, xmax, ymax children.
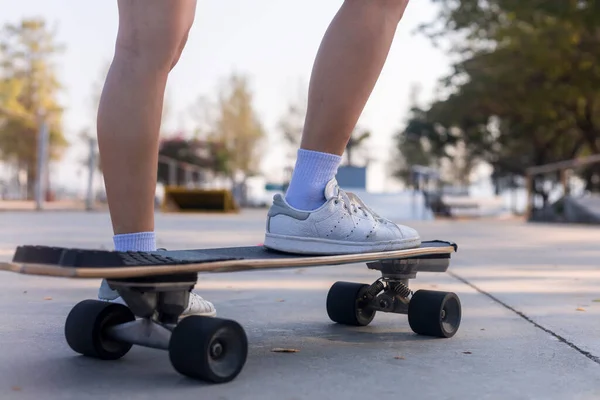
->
<box><xmin>96</xmin><ymin>0</ymin><xmax>216</xmax><ymax>317</ymax></box>
<box><xmin>284</xmin><ymin>0</ymin><xmax>410</xmax><ymax>211</ymax></box>
<box><xmin>265</xmin><ymin>0</ymin><xmax>420</xmax><ymax>254</ymax></box>
<box><xmin>97</xmin><ymin>0</ymin><xmax>196</xmax><ymax>235</ymax></box>
<box><xmin>301</xmin><ymin>0</ymin><xmax>410</xmax><ymax>154</ymax></box>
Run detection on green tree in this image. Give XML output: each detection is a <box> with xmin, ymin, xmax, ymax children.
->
<box><xmin>277</xmin><ymin>81</ymin><xmax>307</xmax><ymax>152</ymax></box>
<box><xmin>393</xmin><ymin>106</ymin><xmax>444</xmax><ymax>185</ymax></box>
<box><xmin>396</xmin><ymin>0</ymin><xmax>600</xmax><ymax>196</ymax></box>
<box><xmin>191</xmin><ymin>73</ymin><xmax>266</xmax><ymax>183</ymax></box>
<box><xmin>345</xmin><ymin>127</ymin><xmax>371</xmax><ymax>167</ymax></box>
<box><xmin>0</xmin><ymin>18</ymin><xmax>67</xmax><ymax>198</ymax></box>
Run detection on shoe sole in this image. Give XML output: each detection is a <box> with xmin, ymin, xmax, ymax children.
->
<box><xmin>179</xmin><ymin>310</ymin><xmax>217</xmax><ymax>319</ymax></box>
<box><xmin>263</xmin><ymin>233</ymin><xmax>422</xmax><ymax>255</ymax></box>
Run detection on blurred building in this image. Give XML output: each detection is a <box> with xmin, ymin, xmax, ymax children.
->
<box><xmin>336</xmin><ymin>166</ymin><xmax>367</xmax><ymax>190</ymax></box>
<box><xmin>0</xmin><ymin>161</ymin><xmax>26</xmax><ymax>200</ymax></box>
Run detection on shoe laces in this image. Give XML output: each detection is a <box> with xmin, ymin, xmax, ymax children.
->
<box><xmin>333</xmin><ymin>186</ymin><xmax>385</xmax><ymax>222</ymax></box>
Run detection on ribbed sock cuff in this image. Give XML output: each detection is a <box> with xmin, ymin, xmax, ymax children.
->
<box><xmin>113</xmin><ymin>232</ymin><xmax>156</xmax><ymax>252</ymax></box>
<box><xmin>285</xmin><ymin>148</ymin><xmax>342</xmax><ymax>210</ymax></box>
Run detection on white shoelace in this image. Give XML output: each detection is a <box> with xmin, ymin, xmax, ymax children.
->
<box><xmin>333</xmin><ymin>186</ymin><xmax>386</xmax><ymax>222</ymax></box>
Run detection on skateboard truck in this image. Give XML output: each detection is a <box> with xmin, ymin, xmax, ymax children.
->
<box><xmin>108</xmin><ymin>278</ymin><xmax>195</xmax><ymax>323</ymax></box>
<box><xmin>325</xmin><ymin>254</ymin><xmax>461</xmax><ymax>337</ymax></box>
<box><xmin>99</xmin><ymin>278</ymin><xmax>196</xmax><ymax>351</ymax></box>
<box><xmin>359</xmin><ymin>278</ymin><xmax>412</xmax><ymax>315</ymax></box>
<box><xmin>360</xmin><ymin>254</ymin><xmax>452</xmax><ymax>314</ymax></box>
<box><xmin>64</xmin><ymin>274</ymin><xmax>248</xmax><ymax>384</ymax></box>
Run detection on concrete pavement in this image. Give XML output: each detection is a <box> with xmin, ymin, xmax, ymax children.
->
<box><xmin>0</xmin><ymin>210</ymin><xmax>599</xmax><ymax>399</ymax></box>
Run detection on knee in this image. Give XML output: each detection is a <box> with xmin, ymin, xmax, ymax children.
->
<box><xmin>382</xmin><ymin>0</ymin><xmax>410</xmax><ymax>22</ymax></box>
<box><xmin>115</xmin><ymin>16</ymin><xmax>194</xmax><ymax>72</ymax></box>
<box><xmin>169</xmin><ymin>29</ymin><xmax>192</xmax><ymax>71</ymax></box>
<box><xmin>348</xmin><ymin>0</ymin><xmax>409</xmax><ymax>24</ymax></box>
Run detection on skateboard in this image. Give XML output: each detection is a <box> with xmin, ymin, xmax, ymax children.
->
<box><xmin>0</xmin><ymin>240</ymin><xmax>461</xmax><ymax>384</ymax></box>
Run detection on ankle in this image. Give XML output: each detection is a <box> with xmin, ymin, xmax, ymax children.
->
<box><xmin>285</xmin><ymin>149</ymin><xmax>342</xmax><ymax>211</ymax></box>
<box><xmin>113</xmin><ymin>231</ymin><xmax>156</xmax><ymax>252</ymax></box>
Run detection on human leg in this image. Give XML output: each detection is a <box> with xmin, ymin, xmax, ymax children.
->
<box><xmin>98</xmin><ymin>0</ymin><xmax>196</xmax><ymax>235</ymax></box>
<box><xmin>300</xmin><ymin>0</ymin><xmax>410</xmax><ymax>156</ymax></box>
<box><xmin>265</xmin><ymin>0</ymin><xmax>419</xmax><ymax>254</ymax></box>
<box><xmin>96</xmin><ymin>0</ymin><xmax>214</xmax><ymax>316</ymax></box>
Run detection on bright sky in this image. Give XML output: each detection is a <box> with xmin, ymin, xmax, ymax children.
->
<box><xmin>0</xmin><ymin>0</ymin><xmax>451</xmax><ymax>193</ymax></box>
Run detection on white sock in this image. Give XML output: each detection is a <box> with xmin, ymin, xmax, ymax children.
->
<box><xmin>285</xmin><ymin>148</ymin><xmax>342</xmax><ymax>210</ymax></box>
<box><xmin>98</xmin><ymin>232</ymin><xmax>156</xmax><ymax>300</ymax></box>
<box><xmin>113</xmin><ymin>231</ymin><xmax>156</xmax><ymax>251</ymax></box>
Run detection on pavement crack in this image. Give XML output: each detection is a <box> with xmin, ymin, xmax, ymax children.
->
<box><xmin>447</xmin><ymin>271</ymin><xmax>600</xmax><ymax>366</ymax></box>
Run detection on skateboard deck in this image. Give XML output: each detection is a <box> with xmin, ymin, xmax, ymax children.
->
<box><xmin>0</xmin><ymin>240</ymin><xmax>457</xmax><ymax>279</ymax></box>
<box><xmin>1</xmin><ymin>239</ymin><xmax>461</xmax><ymax>384</ymax></box>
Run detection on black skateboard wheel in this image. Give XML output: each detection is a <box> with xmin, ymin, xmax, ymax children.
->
<box><xmin>64</xmin><ymin>299</ymin><xmax>136</xmax><ymax>360</ymax></box>
<box><xmin>326</xmin><ymin>281</ymin><xmax>376</xmax><ymax>326</ymax></box>
<box><xmin>169</xmin><ymin>316</ymin><xmax>248</xmax><ymax>383</ymax></box>
<box><xmin>408</xmin><ymin>290</ymin><xmax>461</xmax><ymax>338</ymax></box>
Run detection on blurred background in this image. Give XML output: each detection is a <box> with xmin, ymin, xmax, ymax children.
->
<box><xmin>1</xmin><ymin>4</ymin><xmax>599</xmax><ymax>397</ymax></box>
<box><xmin>1</xmin><ymin>0</ymin><xmax>599</xmax><ymax>225</ymax></box>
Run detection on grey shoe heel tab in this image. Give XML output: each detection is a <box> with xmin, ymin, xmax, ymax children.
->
<box><xmin>267</xmin><ymin>195</ymin><xmax>310</xmax><ymax>220</ymax></box>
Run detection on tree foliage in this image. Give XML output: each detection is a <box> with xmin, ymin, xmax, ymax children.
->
<box><xmin>214</xmin><ymin>74</ymin><xmax>265</xmax><ymax>178</ymax></box>
<box><xmin>157</xmin><ymin>134</ymin><xmax>228</xmax><ymax>185</ymax></box>
<box><xmin>0</xmin><ymin>18</ymin><xmax>67</xmax><ymax>198</ymax></box>
<box><xmin>395</xmin><ymin>0</ymin><xmax>600</xmax><ymax>192</ymax></box>
<box><xmin>189</xmin><ymin>73</ymin><xmax>266</xmax><ymax>182</ymax></box>
<box><xmin>345</xmin><ymin>128</ymin><xmax>371</xmax><ymax>167</ymax></box>
<box><xmin>277</xmin><ymin>96</ymin><xmax>306</xmax><ymax>151</ymax></box>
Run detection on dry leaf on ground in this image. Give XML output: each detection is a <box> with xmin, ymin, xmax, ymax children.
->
<box><xmin>272</xmin><ymin>348</ymin><xmax>299</xmax><ymax>353</ymax></box>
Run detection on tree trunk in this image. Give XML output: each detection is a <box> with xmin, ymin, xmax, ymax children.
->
<box><xmin>346</xmin><ymin>146</ymin><xmax>353</xmax><ymax>166</ymax></box>
<box><xmin>26</xmin><ymin>163</ymin><xmax>36</xmax><ymax>200</ymax></box>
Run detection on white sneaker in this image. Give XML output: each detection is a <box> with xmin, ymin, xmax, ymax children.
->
<box><xmin>264</xmin><ymin>178</ymin><xmax>421</xmax><ymax>255</ymax></box>
<box><xmin>183</xmin><ymin>292</ymin><xmax>217</xmax><ymax>317</ymax></box>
